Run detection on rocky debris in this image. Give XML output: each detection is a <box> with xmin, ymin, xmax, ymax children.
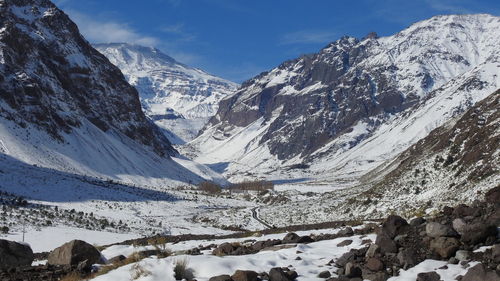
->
<box><xmin>106</xmin><ymin>255</ymin><xmax>126</xmax><ymax>264</ymax></box>
<box><xmin>231</xmin><ymin>270</ymin><xmax>259</xmax><ymax>281</ymax></box>
<box><xmin>416</xmin><ymin>271</ymin><xmax>440</xmax><ymax>281</ymax></box>
<box><xmin>47</xmin><ymin>240</ymin><xmax>102</xmax><ymax>268</ymax></box>
<box><xmin>337</xmin><ymin>240</ymin><xmax>353</xmax><ymax>247</ymax></box>
<box><xmin>330</xmin><ymin>191</ymin><xmax>500</xmax><ymax>281</ymax></box>
<box><xmin>0</xmin><ymin>240</ymin><xmax>34</xmax><ymax>269</ymax></box>
<box><xmin>0</xmin><ymin>264</ymin><xmax>77</xmax><ymax>281</ymax></box>
<box><xmin>317</xmin><ymin>270</ymin><xmax>331</xmax><ymax>278</ymax></box>
<box><xmin>337</xmin><ymin>227</ymin><xmax>354</xmax><ymax>236</ymax></box>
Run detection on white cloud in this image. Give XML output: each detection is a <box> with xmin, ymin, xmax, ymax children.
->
<box><xmin>66</xmin><ymin>10</ymin><xmax>159</xmax><ymax>46</ymax></box>
<box><xmin>279</xmin><ymin>30</ymin><xmax>336</xmax><ymax>45</ymax></box>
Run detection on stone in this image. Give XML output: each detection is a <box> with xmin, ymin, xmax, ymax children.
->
<box><xmin>397</xmin><ymin>248</ymin><xmax>417</xmax><ymax>267</ymax></box>
<box><xmin>283</xmin><ymin>233</ymin><xmax>300</xmax><ymax>244</ymax></box>
<box><xmin>461</xmin><ymin>263</ymin><xmax>500</xmax><ymax>281</ymax></box>
<box><xmin>460</xmin><ymin>223</ymin><xmax>498</xmax><ymax>245</ymax></box>
<box><xmin>430</xmin><ymin>237</ymin><xmax>460</xmax><ymax>259</ymax></box>
<box><xmin>448</xmin><ymin>257</ymin><xmax>459</xmax><ymax>264</ymax></box>
<box><xmin>209</xmin><ymin>275</ymin><xmax>233</xmax><ymax>281</ymax></box>
<box><xmin>492</xmin><ymin>244</ymin><xmax>500</xmax><ymax>263</ymax></box>
<box><xmin>231</xmin><ymin>270</ymin><xmax>259</xmax><ymax>281</ymax></box>
<box><xmin>336</xmin><ymin>251</ymin><xmax>356</xmax><ymax>267</ymax></box>
<box><xmin>381</xmin><ymin>215</ymin><xmax>408</xmax><ymax>239</ymax></box>
<box><xmin>375</xmin><ymin>231</ymin><xmax>398</xmax><ymax>254</ymax></box>
<box><xmin>269</xmin><ymin>268</ymin><xmax>295</xmax><ymax>281</ymax></box>
<box><xmin>47</xmin><ymin>240</ymin><xmax>101</xmax><ymax>266</ymax></box>
<box><xmin>452</xmin><ymin>218</ymin><xmax>467</xmax><ymax>235</ymax></box>
<box><xmin>317</xmin><ymin>271</ymin><xmax>331</xmax><ymax>278</ymax></box>
<box><xmin>337</xmin><ymin>240</ymin><xmax>353</xmax><ymax>247</ymax></box>
<box><xmin>107</xmin><ymin>255</ymin><xmax>126</xmax><ymax>264</ymax></box>
<box><xmin>366</xmin><ymin>258</ymin><xmax>384</xmax><ymax>271</ymax></box>
<box><xmin>416</xmin><ymin>271</ymin><xmax>441</xmax><ymax>281</ymax></box>
<box><xmin>362</xmin><ymin>271</ymin><xmax>389</xmax><ymax>281</ymax></box>
<box><xmin>345</xmin><ymin>262</ymin><xmax>362</xmax><ymax>278</ymax></box>
<box><xmin>0</xmin><ymin>239</ymin><xmax>34</xmax><ymax>269</ymax></box>
<box><xmin>365</xmin><ymin>244</ymin><xmax>380</xmax><ymax>258</ymax></box>
<box><xmin>297</xmin><ymin>236</ymin><xmax>314</xmax><ymax>243</ymax></box>
<box><xmin>337</xmin><ymin>227</ymin><xmax>354</xmax><ymax>236</ymax></box>
<box><xmin>425</xmin><ymin>222</ymin><xmax>457</xmax><ymax>238</ymax></box>
<box><xmin>485</xmin><ymin>186</ymin><xmax>500</xmax><ymax>204</ymax></box>
<box><xmin>410</xmin><ymin>217</ymin><xmax>426</xmax><ymax>226</ymax></box>
<box><xmin>455</xmin><ymin>250</ymin><xmax>471</xmax><ymax>261</ymax></box>
<box><xmin>213</xmin><ymin>243</ymin><xmax>236</xmax><ymax>256</ymax></box>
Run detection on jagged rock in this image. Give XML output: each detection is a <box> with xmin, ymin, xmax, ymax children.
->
<box><xmin>210</xmin><ymin>275</ymin><xmax>233</xmax><ymax>281</ymax></box>
<box><xmin>231</xmin><ymin>270</ymin><xmax>259</xmax><ymax>281</ymax></box>
<box><xmin>460</xmin><ymin>223</ymin><xmax>498</xmax><ymax>245</ymax></box>
<box><xmin>452</xmin><ymin>205</ymin><xmax>480</xmax><ymax>218</ymax></box>
<box><xmin>317</xmin><ymin>271</ymin><xmax>331</xmax><ymax>278</ymax></box>
<box><xmin>430</xmin><ymin>237</ymin><xmax>460</xmax><ymax>259</ymax></box>
<box><xmin>425</xmin><ymin>222</ymin><xmax>457</xmax><ymax>238</ymax></box>
<box><xmin>381</xmin><ymin>215</ymin><xmax>408</xmax><ymax>239</ymax></box>
<box><xmin>416</xmin><ymin>271</ymin><xmax>440</xmax><ymax>281</ymax></box>
<box><xmin>0</xmin><ymin>239</ymin><xmax>34</xmax><ymax>269</ymax></box>
<box><xmin>461</xmin><ymin>263</ymin><xmax>500</xmax><ymax>281</ymax></box>
<box><xmin>47</xmin><ymin>240</ymin><xmax>101</xmax><ymax>266</ymax></box>
<box><xmin>455</xmin><ymin>250</ymin><xmax>471</xmax><ymax>261</ymax></box>
<box><xmin>338</xmin><ymin>227</ymin><xmax>354</xmax><ymax>236</ymax></box>
<box><xmin>375</xmin><ymin>232</ymin><xmax>397</xmax><ymax>254</ymax></box>
<box><xmin>337</xmin><ymin>240</ymin><xmax>353</xmax><ymax>247</ymax></box>
<box><xmin>366</xmin><ymin>258</ymin><xmax>384</xmax><ymax>271</ymax></box>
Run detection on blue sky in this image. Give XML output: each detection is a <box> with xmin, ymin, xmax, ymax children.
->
<box><xmin>54</xmin><ymin>0</ymin><xmax>499</xmax><ymax>83</ymax></box>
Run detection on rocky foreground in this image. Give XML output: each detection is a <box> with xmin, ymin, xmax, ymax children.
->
<box><xmin>1</xmin><ymin>186</ymin><xmax>499</xmax><ymax>281</ymax></box>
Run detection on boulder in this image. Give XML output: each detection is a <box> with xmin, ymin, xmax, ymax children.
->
<box><xmin>107</xmin><ymin>255</ymin><xmax>126</xmax><ymax>264</ymax></box>
<box><xmin>362</xmin><ymin>272</ymin><xmax>389</xmax><ymax>281</ymax></box>
<box><xmin>460</xmin><ymin>223</ymin><xmax>498</xmax><ymax>245</ymax></box>
<box><xmin>366</xmin><ymin>257</ymin><xmax>384</xmax><ymax>271</ymax></box>
<box><xmin>452</xmin><ymin>218</ymin><xmax>467</xmax><ymax>234</ymax></box>
<box><xmin>425</xmin><ymin>222</ymin><xmax>456</xmax><ymax>238</ymax></box>
<box><xmin>213</xmin><ymin>242</ymin><xmax>236</xmax><ymax>256</ymax></box>
<box><xmin>337</xmin><ymin>227</ymin><xmax>354</xmax><ymax>236</ymax></box>
<box><xmin>345</xmin><ymin>262</ymin><xmax>362</xmax><ymax>278</ymax></box>
<box><xmin>47</xmin><ymin>240</ymin><xmax>101</xmax><ymax>266</ymax></box>
<box><xmin>485</xmin><ymin>186</ymin><xmax>500</xmax><ymax>204</ymax></box>
<box><xmin>283</xmin><ymin>233</ymin><xmax>300</xmax><ymax>244</ymax></box>
<box><xmin>317</xmin><ymin>270</ymin><xmax>331</xmax><ymax>278</ymax></box>
<box><xmin>0</xmin><ymin>239</ymin><xmax>34</xmax><ymax>269</ymax></box>
<box><xmin>416</xmin><ymin>271</ymin><xmax>441</xmax><ymax>281</ymax></box>
<box><xmin>269</xmin><ymin>268</ymin><xmax>296</xmax><ymax>281</ymax></box>
<box><xmin>430</xmin><ymin>237</ymin><xmax>460</xmax><ymax>259</ymax></box>
<box><xmin>375</xmin><ymin>231</ymin><xmax>397</xmax><ymax>254</ymax></box>
<box><xmin>492</xmin><ymin>244</ymin><xmax>500</xmax><ymax>263</ymax></box>
<box><xmin>452</xmin><ymin>204</ymin><xmax>479</xmax><ymax>217</ymax></box>
<box><xmin>252</xmin><ymin>240</ymin><xmax>281</xmax><ymax>251</ymax></box>
<box><xmin>209</xmin><ymin>275</ymin><xmax>233</xmax><ymax>281</ymax></box>
<box><xmin>365</xmin><ymin>244</ymin><xmax>380</xmax><ymax>258</ymax></box>
<box><xmin>297</xmin><ymin>236</ymin><xmax>314</xmax><ymax>243</ymax></box>
<box><xmin>336</xmin><ymin>250</ymin><xmax>356</xmax><ymax>267</ymax></box>
<box><xmin>231</xmin><ymin>270</ymin><xmax>259</xmax><ymax>281</ymax></box>
<box><xmin>381</xmin><ymin>215</ymin><xmax>408</xmax><ymax>239</ymax></box>
<box><xmin>337</xmin><ymin>240</ymin><xmax>353</xmax><ymax>247</ymax></box>
<box><xmin>455</xmin><ymin>250</ymin><xmax>471</xmax><ymax>261</ymax></box>
<box><xmin>409</xmin><ymin>217</ymin><xmax>426</xmax><ymax>226</ymax></box>
<box><xmin>397</xmin><ymin>248</ymin><xmax>417</xmax><ymax>267</ymax></box>
<box><xmin>461</xmin><ymin>263</ymin><xmax>500</xmax><ymax>281</ymax></box>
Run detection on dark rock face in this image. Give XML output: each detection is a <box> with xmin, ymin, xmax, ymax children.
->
<box><xmin>209</xmin><ymin>275</ymin><xmax>233</xmax><ymax>281</ymax></box>
<box><xmin>0</xmin><ymin>239</ymin><xmax>34</xmax><ymax>269</ymax></box>
<box><xmin>269</xmin><ymin>268</ymin><xmax>296</xmax><ymax>281</ymax></box>
<box><xmin>0</xmin><ymin>0</ymin><xmax>175</xmax><ymax>156</ymax></box>
<box><xmin>47</xmin><ymin>240</ymin><xmax>101</xmax><ymax>266</ymax></box>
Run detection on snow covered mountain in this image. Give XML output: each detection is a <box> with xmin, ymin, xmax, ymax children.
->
<box><xmin>187</xmin><ymin>14</ymin><xmax>500</xmax><ymax>185</ymax></box>
<box><xmin>0</xmin><ymin>0</ymin><xmax>225</xmax><ymax>187</ymax></box>
<box><xmin>94</xmin><ymin>43</ymin><xmax>238</xmax><ymax>143</ymax></box>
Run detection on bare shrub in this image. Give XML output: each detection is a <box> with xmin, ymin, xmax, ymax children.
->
<box><xmin>198</xmin><ymin>181</ymin><xmax>222</xmax><ymax>194</ymax></box>
<box><xmin>230</xmin><ymin>180</ymin><xmax>274</xmax><ymax>192</ymax></box>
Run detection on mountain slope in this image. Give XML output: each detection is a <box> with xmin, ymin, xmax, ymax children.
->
<box><xmin>94</xmin><ymin>43</ymin><xmax>238</xmax><ymax>143</ymax></box>
<box><xmin>0</xmin><ymin>0</ymin><xmax>225</xmax><ymax>187</ymax></box>
<box><xmin>187</xmin><ymin>14</ymin><xmax>500</xmax><ymax>185</ymax></box>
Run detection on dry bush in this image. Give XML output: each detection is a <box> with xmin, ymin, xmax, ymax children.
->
<box><xmin>148</xmin><ymin>236</ymin><xmax>172</xmax><ymax>258</ymax></box>
<box><xmin>131</xmin><ymin>263</ymin><xmax>152</xmax><ymax>280</ymax></box>
<box><xmin>230</xmin><ymin>180</ymin><xmax>274</xmax><ymax>192</ymax></box>
<box><xmin>173</xmin><ymin>257</ymin><xmax>192</xmax><ymax>280</ymax></box>
<box><xmin>198</xmin><ymin>181</ymin><xmax>222</xmax><ymax>194</ymax></box>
